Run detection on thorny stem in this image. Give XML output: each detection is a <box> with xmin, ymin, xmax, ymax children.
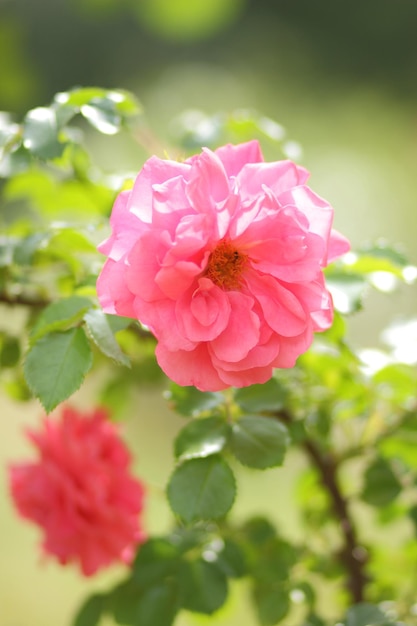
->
<box><xmin>277</xmin><ymin>410</ymin><xmax>368</xmax><ymax>604</ymax></box>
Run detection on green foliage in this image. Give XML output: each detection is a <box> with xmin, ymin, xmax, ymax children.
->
<box><xmin>73</xmin><ymin>595</ymin><xmax>105</xmax><ymax>626</ymax></box>
<box><xmin>230</xmin><ymin>415</ymin><xmax>290</xmax><ymax>469</ymax></box>
<box><xmin>24</xmin><ymin>328</ymin><xmax>93</xmax><ymax>412</ymax></box>
<box><xmin>166</xmin><ymin>383</ymin><xmax>225</xmax><ymax>417</ymax></box>
<box><xmin>167</xmin><ymin>455</ymin><xmax>236</xmax><ymax>523</ymax></box>
<box><xmin>174</xmin><ymin>416</ymin><xmax>230</xmax><ymax>460</ymax></box>
<box><xmin>2</xmin><ymin>90</ymin><xmax>417</xmax><ymax>626</ymax></box>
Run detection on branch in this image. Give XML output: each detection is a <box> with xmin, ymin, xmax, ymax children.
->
<box><xmin>0</xmin><ymin>291</ymin><xmax>51</xmax><ymax>308</ymax></box>
<box><xmin>278</xmin><ymin>410</ymin><xmax>368</xmax><ymax>604</ymax></box>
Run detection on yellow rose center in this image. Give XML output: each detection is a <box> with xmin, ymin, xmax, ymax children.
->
<box><xmin>205</xmin><ymin>240</ymin><xmax>248</xmax><ymax>290</ymax></box>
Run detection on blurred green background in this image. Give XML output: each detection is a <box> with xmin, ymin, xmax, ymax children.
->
<box><xmin>1</xmin><ymin>0</ymin><xmax>417</xmax><ymax>624</ymax></box>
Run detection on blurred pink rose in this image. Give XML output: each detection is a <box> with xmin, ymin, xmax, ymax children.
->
<box><xmin>97</xmin><ymin>141</ymin><xmax>349</xmax><ymax>391</ymax></box>
<box><xmin>9</xmin><ymin>406</ymin><xmax>146</xmax><ymax>576</ymax></box>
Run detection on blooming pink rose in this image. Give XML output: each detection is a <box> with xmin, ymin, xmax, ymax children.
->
<box><xmin>97</xmin><ymin>140</ymin><xmax>350</xmax><ymax>391</ymax></box>
<box><xmin>8</xmin><ymin>405</ymin><xmax>146</xmax><ymax>576</ymax></box>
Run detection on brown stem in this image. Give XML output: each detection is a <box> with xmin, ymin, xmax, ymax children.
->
<box><xmin>278</xmin><ymin>411</ymin><xmax>367</xmax><ymax>604</ymax></box>
<box><xmin>0</xmin><ymin>292</ymin><xmax>51</xmax><ymax>308</ymax></box>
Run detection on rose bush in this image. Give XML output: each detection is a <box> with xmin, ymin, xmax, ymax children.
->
<box><xmin>9</xmin><ymin>405</ymin><xmax>146</xmax><ymax>576</ymax></box>
<box><xmin>97</xmin><ymin>140</ymin><xmax>349</xmax><ymax>391</ymax></box>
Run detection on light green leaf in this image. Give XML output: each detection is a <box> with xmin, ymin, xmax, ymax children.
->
<box><xmin>345</xmin><ymin>603</ymin><xmax>390</xmax><ymax>626</ymax></box>
<box><xmin>81</xmin><ymin>98</ymin><xmax>121</xmax><ymax>135</ymax></box>
<box><xmin>230</xmin><ymin>415</ymin><xmax>290</xmax><ymax>469</ymax></box>
<box><xmin>179</xmin><ymin>559</ymin><xmax>228</xmax><ymax>615</ymax></box>
<box><xmin>84</xmin><ymin>308</ymin><xmax>130</xmax><ymax>367</ymax></box>
<box><xmin>23</xmin><ymin>107</ymin><xmax>66</xmax><ymax>159</ymax></box>
<box><xmin>30</xmin><ymin>296</ymin><xmax>93</xmax><ymax>342</ymax></box>
<box><xmin>174</xmin><ymin>417</ymin><xmax>230</xmax><ymax>460</ymax></box>
<box><xmin>24</xmin><ymin>328</ymin><xmax>93</xmax><ymax>412</ymax></box>
<box><xmin>167</xmin><ymin>455</ymin><xmax>236</xmax><ymax>523</ymax></box>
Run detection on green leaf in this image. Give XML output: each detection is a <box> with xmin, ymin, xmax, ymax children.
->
<box><xmin>179</xmin><ymin>559</ymin><xmax>228</xmax><ymax>615</ymax></box>
<box><xmin>174</xmin><ymin>416</ymin><xmax>230</xmax><ymax>460</ymax></box>
<box><xmin>84</xmin><ymin>308</ymin><xmax>131</xmax><ymax>367</ymax></box>
<box><xmin>234</xmin><ymin>378</ymin><xmax>288</xmax><ymax>412</ymax></box>
<box><xmin>135</xmin><ymin>582</ymin><xmax>178</xmax><ymax>626</ymax></box>
<box><xmin>57</xmin><ymin>87</ymin><xmax>141</xmax><ymax>116</ymax></box>
<box><xmin>251</xmin><ymin>538</ymin><xmax>297</xmax><ymax>583</ymax></box>
<box><xmin>30</xmin><ymin>296</ymin><xmax>93</xmax><ymax>342</ymax></box>
<box><xmin>230</xmin><ymin>415</ymin><xmax>290</xmax><ymax>469</ymax></box>
<box><xmin>72</xmin><ymin>594</ymin><xmax>105</xmax><ymax>626</ymax></box>
<box><xmin>361</xmin><ymin>458</ymin><xmax>402</xmax><ymax>508</ymax></box>
<box><xmin>408</xmin><ymin>505</ymin><xmax>417</xmax><ymax>536</ymax></box>
<box><xmin>13</xmin><ymin>232</ymin><xmax>49</xmax><ymax>265</ymax></box>
<box><xmin>373</xmin><ymin>363</ymin><xmax>417</xmax><ymax>407</ymax></box>
<box><xmin>242</xmin><ymin>517</ymin><xmax>277</xmax><ymax>546</ymax></box>
<box><xmin>345</xmin><ymin>603</ymin><xmax>389</xmax><ymax>626</ymax></box>
<box><xmin>216</xmin><ymin>539</ymin><xmax>247</xmax><ymax>578</ymax></box>
<box><xmin>108</xmin><ymin>579</ymin><xmax>141</xmax><ymax>625</ymax></box>
<box><xmin>253</xmin><ymin>584</ymin><xmax>290</xmax><ymax>626</ymax></box>
<box><xmin>24</xmin><ymin>328</ymin><xmax>93</xmax><ymax>412</ymax></box>
<box><xmin>167</xmin><ymin>455</ymin><xmax>236</xmax><ymax>523</ymax></box>
<box><xmin>81</xmin><ymin>98</ymin><xmax>121</xmax><ymax>135</ymax></box>
<box><xmin>0</xmin><ymin>335</ymin><xmax>20</xmax><ymax>368</ymax></box>
<box><xmin>133</xmin><ymin>538</ymin><xmax>182</xmax><ymax>587</ymax></box>
<box><xmin>167</xmin><ymin>383</ymin><xmax>224</xmax><ymax>417</ymax></box>
<box><xmin>0</xmin><ymin>145</ymin><xmax>32</xmax><ymax>177</ymax></box>
<box><xmin>23</xmin><ymin>107</ymin><xmax>66</xmax><ymax>159</ymax></box>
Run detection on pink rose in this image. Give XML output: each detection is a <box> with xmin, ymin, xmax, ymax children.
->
<box><xmin>97</xmin><ymin>141</ymin><xmax>349</xmax><ymax>391</ymax></box>
<box><xmin>8</xmin><ymin>406</ymin><xmax>146</xmax><ymax>576</ymax></box>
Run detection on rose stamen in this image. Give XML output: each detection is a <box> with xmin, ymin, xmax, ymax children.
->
<box><xmin>205</xmin><ymin>240</ymin><xmax>248</xmax><ymax>291</ymax></box>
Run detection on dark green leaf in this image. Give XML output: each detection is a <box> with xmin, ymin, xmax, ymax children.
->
<box><xmin>133</xmin><ymin>538</ymin><xmax>182</xmax><ymax>587</ymax></box>
<box><xmin>242</xmin><ymin>517</ymin><xmax>277</xmax><ymax>546</ymax></box>
<box><xmin>216</xmin><ymin>539</ymin><xmax>247</xmax><ymax>578</ymax></box>
<box><xmin>345</xmin><ymin>603</ymin><xmax>389</xmax><ymax>626</ymax></box>
<box><xmin>84</xmin><ymin>308</ymin><xmax>130</xmax><ymax>367</ymax></box>
<box><xmin>252</xmin><ymin>538</ymin><xmax>297</xmax><ymax>583</ymax></box>
<box><xmin>167</xmin><ymin>383</ymin><xmax>224</xmax><ymax>417</ymax></box>
<box><xmin>72</xmin><ymin>594</ymin><xmax>104</xmax><ymax>626</ymax></box>
<box><xmin>230</xmin><ymin>415</ymin><xmax>290</xmax><ymax>469</ymax></box>
<box><xmin>135</xmin><ymin>582</ymin><xmax>178</xmax><ymax>626</ymax></box>
<box><xmin>179</xmin><ymin>559</ymin><xmax>228</xmax><ymax>615</ymax></box>
<box><xmin>361</xmin><ymin>458</ymin><xmax>402</xmax><ymax>508</ymax></box>
<box><xmin>108</xmin><ymin>579</ymin><xmax>141</xmax><ymax>625</ymax></box>
<box><xmin>30</xmin><ymin>296</ymin><xmax>93</xmax><ymax>342</ymax></box>
<box><xmin>0</xmin><ymin>336</ymin><xmax>20</xmax><ymax>368</ymax></box>
<box><xmin>174</xmin><ymin>416</ymin><xmax>230</xmax><ymax>460</ymax></box>
<box><xmin>234</xmin><ymin>378</ymin><xmax>288</xmax><ymax>412</ymax></box>
<box><xmin>167</xmin><ymin>455</ymin><xmax>236</xmax><ymax>523</ymax></box>
<box><xmin>23</xmin><ymin>107</ymin><xmax>66</xmax><ymax>159</ymax></box>
<box><xmin>24</xmin><ymin>328</ymin><xmax>93</xmax><ymax>412</ymax></box>
<box><xmin>253</xmin><ymin>583</ymin><xmax>290</xmax><ymax>626</ymax></box>
<box><xmin>408</xmin><ymin>505</ymin><xmax>417</xmax><ymax>536</ymax></box>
